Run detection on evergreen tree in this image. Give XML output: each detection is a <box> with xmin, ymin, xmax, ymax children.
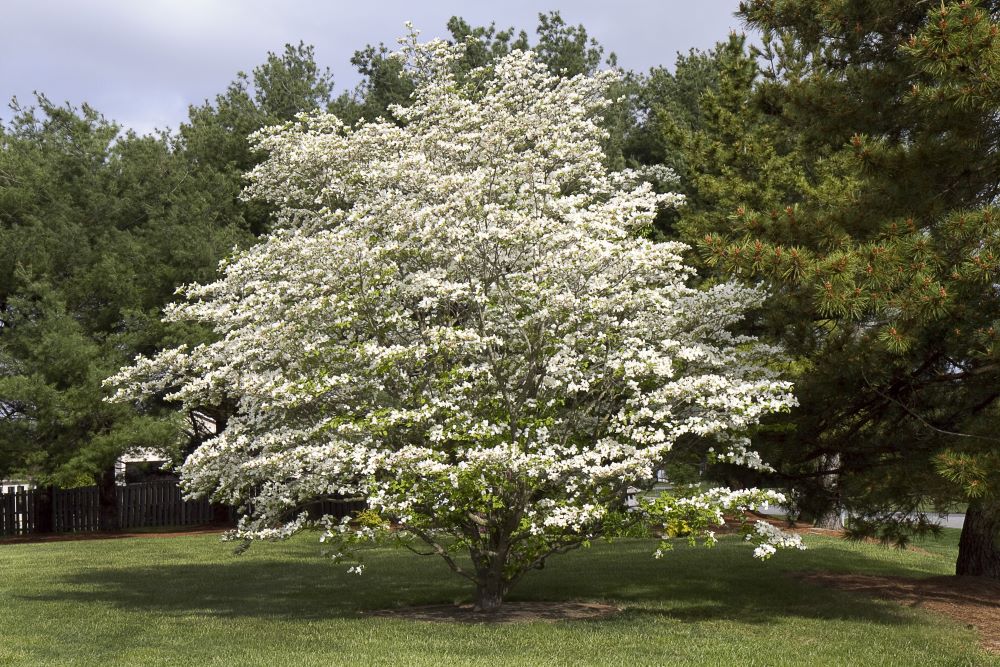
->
<box><xmin>180</xmin><ymin>42</ymin><xmax>337</xmax><ymax>237</ymax></box>
<box><xmin>0</xmin><ymin>97</ymin><xmax>249</xmax><ymax>526</ymax></box>
<box><xmin>333</xmin><ymin>12</ymin><xmax>614</xmax><ymax>125</ymax></box>
<box><xmin>626</xmin><ymin>43</ymin><xmax>725</xmax><ymax>181</ymax></box>
<box><xmin>672</xmin><ymin>1</ymin><xmax>1000</xmax><ymax>577</ymax></box>
<box><xmin>0</xmin><ymin>41</ymin><xmax>345</xmax><ymax>521</ymax></box>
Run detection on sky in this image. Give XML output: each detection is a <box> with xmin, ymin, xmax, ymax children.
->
<box><xmin>2</xmin><ymin>1</ymin><xmax>747</xmax><ymax>135</ymax></box>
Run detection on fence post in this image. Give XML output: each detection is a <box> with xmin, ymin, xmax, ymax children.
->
<box><xmin>96</xmin><ymin>468</ymin><xmax>119</xmax><ymax>531</ymax></box>
<box><xmin>1</xmin><ymin>490</ymin><xmax>12</xmax><ymax>537</ymax></box>
<box><xmin>35</xmin><ymin>486</ymin><xmax>55</xmax><ymax>534</ymax></box>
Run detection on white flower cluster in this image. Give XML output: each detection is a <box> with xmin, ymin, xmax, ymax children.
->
<box><xmin>747</xmin><ymin>520</ymin><xmax>805</xmax><ymax>560</ymax></box>
<box><xmin>107</xmin><ymin>30</ymin><xmax>798</xmax><ymax>580</ymax></box>
<box><xmin>708</xmin><ymin>437</ymin><xmax>775</xmax><ymax>472</ymax></box>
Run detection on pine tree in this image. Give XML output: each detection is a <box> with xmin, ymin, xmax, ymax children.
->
<box><xmin>0</xmin><ymin>98</ymin><xmax>249</xmax><ymax>526</ymax></box>
<box><xmin>672</xmin><ymin>1</ymin><xmax>1000</xmax><ymax>576</ymax></box>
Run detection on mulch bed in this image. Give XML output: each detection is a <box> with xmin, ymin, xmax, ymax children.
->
<box><xmin>796</xmin><ymin>571</ymin><xmax>1000</xmax><ymax>654</ymax></box>
<box><xmin>365</xmin><ymin>601</ymin><xmax>620</xmax><ymax>624</ymax></box>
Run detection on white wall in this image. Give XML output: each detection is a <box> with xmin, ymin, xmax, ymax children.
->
<box><xmin>1</xmin><ymin>481</ymin><xmax>34</xmax><ymax>493</ymax></box>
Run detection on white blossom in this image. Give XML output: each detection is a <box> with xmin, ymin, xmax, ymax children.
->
<box><xmin>107</xmin><ymin>31</ymin><xmax>799</xmax><ymax>601</ymax></box>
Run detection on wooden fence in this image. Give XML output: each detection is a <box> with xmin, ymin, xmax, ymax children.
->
<box><xmin>0</xmin><ymin>481</ymin><xmax>212</xmax><ymax>536</ymax></box>
<box><xmin>116</xmin><ymin>482</ymin><xmax>214</xmax><ymax>531</ymax></box>
<box><xmin>1</xmin><ymin>486</ymin><xmax>44</xmax><ymax>536</ymax></box>
<box><xmin>0</xmin><ymin>481</ymin><xmax>365</xmax><ymax>537</ymax></box>
<box><xmin>309</xmin><ymin>498</ymin><xmax>367</xmax><ymax>521</ymax></box>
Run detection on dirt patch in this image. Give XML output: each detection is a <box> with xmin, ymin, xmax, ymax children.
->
<box><xmin>0</xmin><ymin>526</ymin><xmax>226</xmax><ymax>545</ymax></box>
<box><xmin>797</xmin><ymin>571</ymin><xmax>1000</xmax><ymax>654</ymax></box>
<box><xmin>366</xmin><ymin>600</ymin><xmax>620</xmax><ymax>624</ymax></box>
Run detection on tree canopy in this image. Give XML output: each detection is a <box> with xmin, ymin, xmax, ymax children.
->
<box><xmin>110</xmin><ymin>34</ymin><xmax>801</xmax><ymax>611</ymax></box>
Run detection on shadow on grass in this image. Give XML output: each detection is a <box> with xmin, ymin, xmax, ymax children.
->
<box><xmin>20</xmin><ymin>558</ymin><xmax>465</xmax><ymax>620</ymax></box>
<box><xmin>16</xmin><ymin>539</ymin><xmax>934</xmax><ymax>627</ymax></box>
<box><xmin>508</xmin><ymin>543</ymin><xmax>933</xmax><ymax>627</ymax></box>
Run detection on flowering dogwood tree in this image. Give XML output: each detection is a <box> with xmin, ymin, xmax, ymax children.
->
<box><xmin>109</xmin><ymin>31</ymin><xmax>801</xmax><ymax>612</ymax></box>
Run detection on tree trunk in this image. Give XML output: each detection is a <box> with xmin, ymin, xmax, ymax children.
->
<box><xmin>814</xmin><ymin>453</ymin><xmax>843</xmax><ymax>530</ymax></box>
<box><xmin>956</xmin><ymin>498</ymin><xmax>1000</xmax><ymax>579</ymax></box>
<box><xmin>473</xmin><ymin>573</ymin><xmax>507</xmax><ymax>613</ymax></box>
<box><xmin>97</xmin><ymin>467</ymin><xmax>119</xmax><ymax>531</ymax></box>
<box><xmin>471</xmin><ymin>540</ymin><xmax>512</xmax><ymax>613</ymax></box>
<box><xmin>813</xmin><ymin>509</ymin><xmax>844</xmax><ymax>531</ymax></box>
<box><xmin>34</xmin><ymin>485</ymin><xmax>54</xmax><ymax>533</ymax></box>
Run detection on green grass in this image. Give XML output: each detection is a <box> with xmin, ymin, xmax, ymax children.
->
<box><xmin>0</xmin><ymin>529</ymin><xmax>994</xmax><ymax>666</ymax></box>
<box><xmin>908</xmin><ymin>525</ymin><xmax>964</xmax><ymax>558</ymax></box>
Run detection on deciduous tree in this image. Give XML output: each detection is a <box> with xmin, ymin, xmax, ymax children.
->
<box><xmin>111</xmin><ymin>34</ymin><xmax>801</xmax><ymax>611</ymax></box>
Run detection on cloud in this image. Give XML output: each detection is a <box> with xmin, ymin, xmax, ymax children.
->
<box><xmin>1</xmin><ymin>0</ymin><xmax>743</xmax><ymax>133</ymax></box>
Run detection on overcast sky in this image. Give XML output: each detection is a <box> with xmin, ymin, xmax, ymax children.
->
<box><xmin>3</xmin><ymin>1</ymin><xmax>746</xmax><ymax>135</ymax></box>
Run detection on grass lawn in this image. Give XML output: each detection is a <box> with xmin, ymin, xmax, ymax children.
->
<box><xmin>0</xmin><ymin>529</ymin><xmax>994</xmax><ymax>666</ymax></box>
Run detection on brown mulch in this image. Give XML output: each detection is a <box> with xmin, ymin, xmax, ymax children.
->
<box><xmin>797</xmin><ymin>571</ymin><xmax>1000</xmax><ymax>654</ymax></box>
<box><xmin>705</xmin><ymin>512</ymin><xmax>846</xmax><ymax>539</ymax></box>
<box><xmin>366</xmin><ymin>601</ymin><xmax>620</xmax><ymax>624</ymax></box>
<box><xmin>0</xmin><ymin>526</ymin><xmax>226</xmax><ymax>545</ymax></box>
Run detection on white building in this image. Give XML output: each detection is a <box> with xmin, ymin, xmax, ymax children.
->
<box><xmin>1</xmin><ymin>480</ymin><xmax>34</xmax><ymax>494</ymax></box>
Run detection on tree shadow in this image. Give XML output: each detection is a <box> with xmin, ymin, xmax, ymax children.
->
<box><xmin>18</xmin><ymin>557</ymin><xmax>468</xmax><ymax>620</ymax></box>
<box><xmin>15</xmin><ymin>540</ymin><xmax>942</xmax><ymax>627</ymax></box>
<box><xmin>507</xmin><ymin>543</ymin><xmax>947</xmax><ymax>628</ymax></box>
